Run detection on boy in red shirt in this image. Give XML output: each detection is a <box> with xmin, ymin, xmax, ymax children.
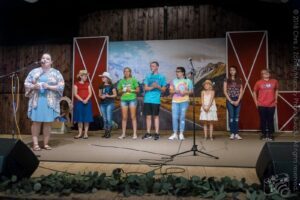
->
<box><xmin>253</xmin><ymin>69</ymin><xmax>278</xmax><ymax>140</ymax></box>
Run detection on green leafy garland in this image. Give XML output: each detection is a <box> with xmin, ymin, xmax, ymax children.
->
<box><xmin>0</xmin><ymin>169</ymin><xmax>298</xmax><ymax>199</ymax></box>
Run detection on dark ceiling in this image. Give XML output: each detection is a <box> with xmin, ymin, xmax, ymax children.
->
<box><xmin>0</xmin><ymin>0</ymin><xmax>297</xmax><ymax>45</ymax></box>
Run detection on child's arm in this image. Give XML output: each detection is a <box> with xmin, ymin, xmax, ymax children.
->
<box><xmin>169</xmin><ymin>81</ymin><xmax>175</xmax><ymax>95</ymax></box>
<box><xmin>253</xmin><ymin>82</ymin><xmax>259</xmax><ymax>107</ymax></box>
<box><xmin>83</xmin><ymin>85</ymin><xmax>93</xmax><ymax>103</ymax></box>
<box><xmin>275</xmin><ymin>80</ymin><xmax>279</xmax><ymax>105</ymax></box>
<box><xmin>106</xmin><ymin>88</ymin><xmax>117</xmax><ymax>98</ymax></box>
<box><xmin>201</xmin><ymin>91</ymin><xmax>205</xmax><ymax>111</ymax></box>
<box><xmin>235</xmin><ymin>82</ymin><xmax>244</xmax><ymax>105</ymax></box>
<box><xmin>207</xmin><ymin>90</ymin><xmax>215</xmax><ymax>110</ymax></box>
<box><xmin>223</xmin><ymin>81</ymin><xmax>232</xmax><ymax>102</ymax></box>
<box><xmin>99</xmin><ymin>88</ymin><xmax>105</xmax><ymax>99</ymax></box>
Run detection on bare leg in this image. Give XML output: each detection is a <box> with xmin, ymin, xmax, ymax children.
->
<box><xmin>84</xmin><ymin>122</ymin><xmax>89</xmax><ymax>137</ymax></box>
<box><xmin>76</xmin><ymin>122</ymin><xmax>83</xmax><ymax>138</ymax></box>
<box><xmin>130</xmin><ymin>106</ymin><xmax>137</xmax><ymax>138</ymax></box>
<box><xmin>154</xmin><ymin>115</ymin><xmax>159</xmax><ymax>134</ymax></box>
<box><xmin>203</xmin><ymin>121</ymin><xmax>207</xmax><ymax>139</ymax></box>
<box><xmin>43</xmin><ymin>122</ymin><xmax>52</xmax><ymax>148</ymax></box>
<box><xmin>209</xmin><ymin>122</ymin><xmax>214</xmax><ymax>140</ymax></box>
<box><xmin>120</xmin><ymin>106</ymin><xmax>128</xmax><ymax>137</ymax></box>
<box><xmin>146</xmin><ymin>115</ymin><xmax>152</xmax><ymax>133</ymax></box>
<box><xmin>31</xmin><ymin>122</ymin><xmax>42</xmax><ymax>148</ymax></box>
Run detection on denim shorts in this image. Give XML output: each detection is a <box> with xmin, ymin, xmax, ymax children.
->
<box><xmin>121</xmin><ymin>99</ymin><xmax>137</xmax><ymax>107</ymax></box>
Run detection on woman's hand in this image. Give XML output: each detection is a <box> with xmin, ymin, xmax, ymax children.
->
<box><xmin>33</xmin><ymin>84</ymin><xmax>40</xmax><ymax>90</ymax></box>
<box><xmin>42</xmin><ymin>83</ymin><xmax>49</xmax><ymax>89</ymax></box>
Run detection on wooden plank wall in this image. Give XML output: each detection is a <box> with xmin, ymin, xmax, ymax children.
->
<box><xmin>79</xmin><ymin>5</ymin><xmax>259</xmax><ymax>40</ymax></box>
<box><xmin>0</xmin><ymin>4</ymin><xmax>294</xmax><ymax>133</ymax></box>
<box><xmin>79</xmin><ymin>5</ymin><xmax>294</xmax><ymax>91</ymax></box>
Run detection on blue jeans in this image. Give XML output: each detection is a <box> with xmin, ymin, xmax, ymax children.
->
<box><xmin>100</xmin><ymin>103</ymin><xmax>114</xmax><ymax>130</ymax></box>
<box><xmin>226</xmin><ymin>97</ymin><xmax>241</xmax><ymax>135</ymax></box>
<box><xmin>172</xmin><ymin>101</ymin><xmax>189</xmax><ymax>133</ymax></box>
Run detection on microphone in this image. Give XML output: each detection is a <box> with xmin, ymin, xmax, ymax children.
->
<box><xmin>188</xmin><ymin>57</ymin><xmax>195</xmax><ymax>76</ymax></box>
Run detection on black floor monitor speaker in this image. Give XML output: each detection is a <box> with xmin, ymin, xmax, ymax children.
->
<box><xmin>0</xmin><ymin>138</ymin><xmax>39</xmax><ymax>180</ymax></box>
<box><xmin>256</xmin><ymin>142</ymin><xmax>300</xmax><ymax>194</ymax></box>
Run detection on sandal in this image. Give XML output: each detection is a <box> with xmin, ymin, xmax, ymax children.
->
<box><xmin>132</xmin><ymin>136</ymin><xmax>138</xmax><ymax>140</ymax></box>
<box><xmin>43</xmin><ymin>145</ymin><xmax>52</xmax><ymax>150</ymax></box>
<box><xmin>83</xmin><ymin>135</ymin><xmax>89</xmax><ymax>139</ymax></box>
<box><xmin>32</xmin><ymin>145</ymin><xmax>41</xmax><ymax>151</ymax></box>
<box><xmin>74</xmin><ymin>135</ymin><xmax>83</xmax><ymax>139</ymax></box>
<box><xmin>118</xmin><ymin>135</ymin><xmax>126</xmax><ymax>139</ymax></box>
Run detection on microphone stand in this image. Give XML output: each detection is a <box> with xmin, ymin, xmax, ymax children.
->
<box><xmin>170</xmin><ymin>59</ymin><xmax>218</xmax><ymax>159</ymax></box>
<box><xmin>0</xmin><ymin>61</ymin><xmax>38</xmax><ymax>79</ymax></box>
<box><xmin>0</xmin><ymin>61</ymin><xmax>38</xmax><ymax>139</ymax></box>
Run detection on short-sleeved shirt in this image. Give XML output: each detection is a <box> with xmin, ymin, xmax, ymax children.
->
<box><xmin>170</xmin><ymin>78</ymin><xmax>193</xmax><ymax>103</ymax></box>
<box><xmin>117</xmin><ymin>77</ymin><xmax>139</xmax><ymax>101</ymax></box>
<box><xmin>144</xmin><ymin>73</ymin><xmax>167</xmax><ymax>104</ymax></box>
<box><xmin>75</xmin><ymin>82</ymin><xmax>90</xmax><ymax>99</ymax></box>
<box><xmin>254</xmin><ymin>79</ymin><xmax>278</xmax><ymax>107</ymax></box>
<box><xmin>224</xmin><ymin>78</ymin><xmax>242</xmax><ymax>98</ymax></box>
<box><xmin>99</xmin><ymin>84</ymin><xmax>115</xmax><ymax>104</ymax></box>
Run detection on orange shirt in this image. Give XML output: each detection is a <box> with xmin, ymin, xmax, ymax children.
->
<box><xmin>254</xmin><ymin>79</ymin><xmax>278</xmax><ymax>107</ymax></box>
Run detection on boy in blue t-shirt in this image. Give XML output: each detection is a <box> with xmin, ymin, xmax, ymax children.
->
<box><xmin>142</xmin><ymin>61</ymin><xmax>167</xmax><ymax>140</ymax></box>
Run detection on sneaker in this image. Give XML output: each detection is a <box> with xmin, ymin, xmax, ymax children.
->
<box><xmin>267</xmin><ymin>136</ymin><xmax>274</xmax><ymax>141</ymax></box>
<box><xmin>142</xmin><ymin>133</ymin><xmax>152</xmax><ymax>139</ymax></box>
<box><xmin>179</xmin><ymin>133</ymin><xmax>185</xmax><ymax>140</ymax></box>
<box><xmin>153</xmin><ymin>133</ymin><xmax>160</xmax><ymax>140</ymax></box>
<box><xmin>229</xmin><ymin>134</ymin><xmax>235</xmax><ymax>140</ymax></box>
<box><xmin>102</xmin><ymin>129</ymin><xmax>108</xmax><ymax>138</ymax></box>
<box><xmin>235</xmin><ymin>134</ymin><xmax>242</xmax><ymax>140</ymax></box>
<box><xmin>168</xmin><ymin>133</ymin><xmax>178</xmax><ymax>140</ymax></box>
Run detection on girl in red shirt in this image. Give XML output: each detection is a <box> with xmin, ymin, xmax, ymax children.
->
<box><xmin>253</xmin><ymin>69</ymin><xmax>278</xmax><ymax>141</ymax></box>
<box><xmin>73</xmin><ymin>70</ymin><xmax>93</xmax><ymax>139</ymax></box>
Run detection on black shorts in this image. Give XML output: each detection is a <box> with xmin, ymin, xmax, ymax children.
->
<box><xmin>144</xmin><ymin>103</ymin><xmax>160</xmax><ymax>116</ymax></box>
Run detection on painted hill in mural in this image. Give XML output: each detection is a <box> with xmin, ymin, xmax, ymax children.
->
<box><xmin>193</xmin><ymin>62</ymin><xmax>226</xmax><ymax>97</ymax></box>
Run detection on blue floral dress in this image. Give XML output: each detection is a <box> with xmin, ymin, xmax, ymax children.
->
<box><xmin>24</xmin><ymin>67</ymin><xmax>65</xmax><ymax>122</ymax></box>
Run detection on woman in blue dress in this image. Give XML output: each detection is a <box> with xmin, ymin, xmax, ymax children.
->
<box><xmin>24</xmin><ymin>53</ymin><xmax>65</xmax><ymax>151</ymax></box>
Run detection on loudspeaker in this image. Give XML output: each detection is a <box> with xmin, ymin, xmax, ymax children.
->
<box><xmin>0</xmin><ymin>138</ymin><xmax>39</xmax><ymax>180</ymax></box>
<box><xmin>256</xmin><ymin>142</ymin><xmax>300</xmax><ymax>194</ymax></box>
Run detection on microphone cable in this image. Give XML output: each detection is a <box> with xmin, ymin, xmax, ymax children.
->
<box><xmin>11</xmin><ymin>74</ymin><xmax>22</xmax><ymax>140</ymax></box>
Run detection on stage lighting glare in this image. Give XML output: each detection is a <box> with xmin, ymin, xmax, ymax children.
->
<box><xmin>24</xmin><ymin>0</ymin><xmax>39</xmax><ymax>3</ymax></box>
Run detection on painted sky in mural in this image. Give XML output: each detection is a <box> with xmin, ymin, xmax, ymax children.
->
<box><xmin>108</xmin><ymin>39</ymin><xmax>225</xmax><ymax>84</ymax></box>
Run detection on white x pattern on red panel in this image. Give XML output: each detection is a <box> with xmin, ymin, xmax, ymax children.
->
<box><xmin>73</xmin><ymin>37</ymin><xmax>108</xmax><ymax>115</ymax></box>
<box><xmin>278</xmin><ymin>92</ymin><xmax>300</xmax><ymax>131</ymax></box>
<box><xmin>227</xmin><ymin>32</ymin><xmax>267</xmax><ymax>100</ymax></box>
